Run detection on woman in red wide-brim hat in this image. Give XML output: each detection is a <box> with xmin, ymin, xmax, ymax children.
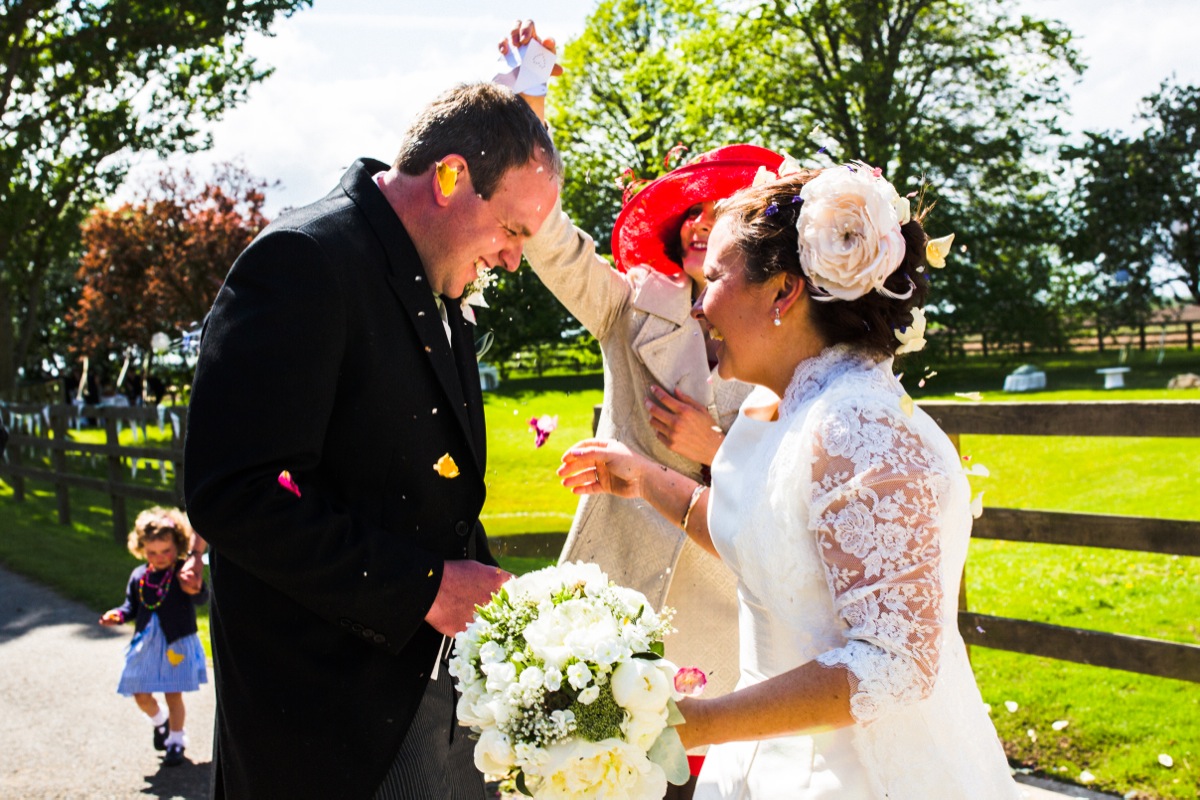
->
<box><xmin>502</xmin><ymin>22</ymin><xmax>802</xmax><ymax>796</ymax></box>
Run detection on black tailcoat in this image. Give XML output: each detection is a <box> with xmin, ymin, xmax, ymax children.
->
<box><xmin>184</xmin><ymin>158</ymin><xmax>494</xmax><ymax>799</ymax></box>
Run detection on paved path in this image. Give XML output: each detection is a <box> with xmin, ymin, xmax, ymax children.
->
<box><xmin>0</xmin><ymin>564</ymin><xmax>1119</xmax><ymax>800</ymax></box>
<box><xmin>0</xmin><ymin>566</ymin><xmax>214</xmax><ymax>799</ymax></box>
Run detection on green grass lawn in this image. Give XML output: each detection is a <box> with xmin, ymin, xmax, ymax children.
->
<box><xmin>2</xmin><ymin>350</ymin><xmax>1198</xmax><ymax>797</ymax></box>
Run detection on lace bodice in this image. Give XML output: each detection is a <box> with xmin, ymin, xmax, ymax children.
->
<box><xmin>702</xmin><ymin>345</ymin><xmax>1017</xmax><ymax>799</ymax></box>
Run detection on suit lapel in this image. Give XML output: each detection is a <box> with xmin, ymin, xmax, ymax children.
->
<box><xmin>341</xmin><ymin>160</ymin><xmax>482</xmax><ymax>473</ymax></box>
<box><xmin>445</xmin><ymin>299</ymin><xmax>487</xmax><ymax>469</ymax></box>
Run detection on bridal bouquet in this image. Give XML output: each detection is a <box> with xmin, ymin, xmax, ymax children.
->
<box><xmin>449</xmin><ymin>561</ymin><xmax>693</xmax><ymax>799</ymax></box>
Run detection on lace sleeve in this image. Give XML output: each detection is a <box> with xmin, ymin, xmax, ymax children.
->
<box><xmin>808</xmin><ymin>399</ymin><xmax>952</xmax><ymax>723</ymax></box>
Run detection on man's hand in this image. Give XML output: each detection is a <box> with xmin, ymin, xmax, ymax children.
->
<box><xmin>425</xmin><ymin>560</ymin><xmax>512</xmax><ymax>637</ymax></box>
<box><xmin>646</xmin><ymin>385</ymin><xmax>725</xmax><ymax>465</ymax></box>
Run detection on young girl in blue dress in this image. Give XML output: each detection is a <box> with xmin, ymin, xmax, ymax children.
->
<box><xmin>100</xmin><ymin>506</ymin><xmax>209</xmax><ymax>767</ymax></box>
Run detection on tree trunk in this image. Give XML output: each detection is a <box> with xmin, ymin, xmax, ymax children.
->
<box><xmin>0</xmin><ymin>285</ymin><xmax>15</xmax><ymax>396</ymax></box>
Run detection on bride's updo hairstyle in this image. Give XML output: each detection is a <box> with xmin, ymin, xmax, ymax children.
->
<box><xmin>716</xmin><ymin>168</ymin><xmax>932</xmax><ymax>361</ymax></box>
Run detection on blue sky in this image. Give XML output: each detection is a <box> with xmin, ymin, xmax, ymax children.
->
<box><xmin>117</xmin><ymin>0</ymin><xmax>1200</xmax><ymax>214</ymax></box>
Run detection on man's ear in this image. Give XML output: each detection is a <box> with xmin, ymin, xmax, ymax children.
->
<box><xmin>432</xmin><ymin>154</ymin><xmax>468</xmax><ymax>205</ymax></box>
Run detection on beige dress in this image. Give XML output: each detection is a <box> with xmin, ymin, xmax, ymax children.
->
<box><xmin>524</xmin><ymin>200</ymin><xmax>751</xmax><ymax>697</ymax></box>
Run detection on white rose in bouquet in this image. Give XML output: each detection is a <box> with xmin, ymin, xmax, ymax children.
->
<box><xmin>537</xmin><ymin>738</ymin><xmax>667</xmax><ymax>800</ymax></box>
<box><xmin>474</xmin><ymin>728</ymin><xmax>517</xmax><ymax>775</ymax></box>
<box><xmin>449</xmin><ymin>562</ymin><xmax>698</xmax><ymax>799</ymax></box>
<box><xmin>611</xmin><ymin>659</ymin><xmax>674</xmax><ymax>712</ymax></box>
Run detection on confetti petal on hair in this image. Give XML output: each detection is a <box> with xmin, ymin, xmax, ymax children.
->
<box><xmin>674</xmin><ymin>666</ymin><xmax>708</xmax><ymax>697</ymax></box>
<box><xmin>778</xmin><ymin>153</ymin><xmax>803</xmax><ymax>176</ymax></box>
<box><xmin>926</xmin><ymin>233</ymin><xmax>955</xmax><ymax>268</ymax></box>
<box><xmin>434</xmin><ymin>453</ymin><xmax>460</xmax><ymax>479</ymax></box>
<box><xmin>955</xmin><ymin>391</ymin><xmax>984</xmax><ymax>402</ymax></box>
<box><xmin>899</xmin><ymin>394</ymin><xmax>915</xmax><ymax>417</ymax></box>
<box><xmin>278</xmin><ymin>470</ymin><xmax>301</xmax><ymax>498</ymax></box>
<box><xmin>435</xmin><ymin>161</ymin><xmax>459</xmax><ymax>197</ymax></box>
<box><xmin>528</xmin><ymin>414</ymin><xmax>559</xmax><ymax>448</ymax></box>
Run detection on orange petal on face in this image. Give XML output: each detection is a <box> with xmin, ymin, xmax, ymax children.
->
<box><xmin>433</xmin><ymin>453</ymin><xmax>460</xmax><ymax>479</ymax></box>
<box><xmin>278</xmin><ymin>470</ymin><xmax>301</xmax><ymax>497</ymax></box>
<box><xmin>436</xmin><ymin>161</ymin><xmax>459</xmax><ymax>197</ymax></box>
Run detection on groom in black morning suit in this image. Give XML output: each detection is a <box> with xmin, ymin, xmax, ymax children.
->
<box><xmin>184</xmin><ymin>83</ymin><xmax>560</xmax><ymax>799</ymax></box>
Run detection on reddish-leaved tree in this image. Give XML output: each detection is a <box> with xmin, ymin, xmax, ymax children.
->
<box><xmin>70</xmin><ymin>164</ymin><xmax>271</xmax><ymax>362</ymax></box>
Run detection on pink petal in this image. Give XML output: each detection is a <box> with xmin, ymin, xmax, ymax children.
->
<box><xmin>277</xmin><ymin>470</ymin><xmax>301</xmax><ymax>498</ymax></box>
<box><xmin>674</xmin><ymin>666</ymin><xmax>708</xmax><ymax>697</ymax></box>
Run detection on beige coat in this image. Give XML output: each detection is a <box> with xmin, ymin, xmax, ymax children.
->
<box><xmin>524</xmin><ymin>201</ymin><xmax>751</xmax><ymax>697</ymax></box>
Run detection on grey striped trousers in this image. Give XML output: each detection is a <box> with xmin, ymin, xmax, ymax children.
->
<box><xmin>373</xmin><ymin>661</ymin><xmax>486</xmax><ymax>800</ymax></box>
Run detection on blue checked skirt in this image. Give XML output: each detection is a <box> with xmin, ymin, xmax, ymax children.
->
<box><xmin>117</xmin><ymin>614</ymin><xmax>208</xmax><ymax>695</ymax></box>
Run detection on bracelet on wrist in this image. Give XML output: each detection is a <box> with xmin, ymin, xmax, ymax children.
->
<box><xmin>680</xmin><ymin>484</ymin><xmax>707</xmax><ymax>530</ymax></box>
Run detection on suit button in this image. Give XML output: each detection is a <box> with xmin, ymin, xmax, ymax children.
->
<box><xmin>455</xmin><ymin>520</ymin><xmax>470</xmax><ymax>537</ymax></box>
<box><xmin>362</xmin><ymin>628</ymin><xmax>375</xmax><ymax>638</ymax></box>
<box><xmin>339</xmin><ymin>618</ymin><xmax>351</xmax><ymax>627</ymax></box>
<box><xmin>374</xmin><ymin>634</ymin><xmax>386</xmax><ymax>644</ymax></box>
<box><xmin>351</xmin><ymin>623</ymin><xmax>363</xmax><ymax>632</ymax></box>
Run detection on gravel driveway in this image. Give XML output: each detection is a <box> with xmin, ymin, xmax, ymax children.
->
<box><xmin>0</xmin><ymin>565</ymin><xmax>214</xmax><ymax>799</ymax></box>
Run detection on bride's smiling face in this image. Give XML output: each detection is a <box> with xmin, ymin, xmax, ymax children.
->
<box><xmin>691</xmin><ymin>218</ymin><xmax>779</xmax><ymax>384</ymax></box>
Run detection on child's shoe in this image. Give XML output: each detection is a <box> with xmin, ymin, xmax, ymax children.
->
<box><xmin>163</xmin><ymin>743</ymin><xmax>185</xmax><ymax>767</ymax></box>
<box><xmin>153</xmin><ymin>722</ymin><xmax>168</xmax><ymax>751</ymax></box>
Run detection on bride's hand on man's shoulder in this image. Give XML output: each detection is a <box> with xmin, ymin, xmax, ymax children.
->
<box><xmin>557</xmin><ymin>438</ymin><xmax>646</xmax><ymax>499</ymax></box>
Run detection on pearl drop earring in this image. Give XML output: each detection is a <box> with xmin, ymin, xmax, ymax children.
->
<box><xmin>773</xmin><ymin>308</ymin><xmax>782</xmax><ymax>327</ymax></box>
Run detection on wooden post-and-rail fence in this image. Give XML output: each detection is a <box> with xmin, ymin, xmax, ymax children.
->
<box><xmin>922</xmin><ymin>400</ymin><xmax>1200</xmax><ymax>685</ymax></box>
<box><xmin>0</xmin><ymin>402</ymin><xmax>187</xmax><ymax>541</ymax></box>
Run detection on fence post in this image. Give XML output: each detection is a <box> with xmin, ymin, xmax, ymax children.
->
<box><xmin>1188</xmin><ymin>321</ymin><xmax>1194</xmax><ymax>351</ymax></box>
<box><xmin>947</xmin><ymin>432</ymin><xmax>971</xmax><ymax>662</ymax></box>
<box><xmin>104</xmin><ymin>413</ymin><xmax>127</xmax><ymax>542</ymax></box>
<box><xmin>7</xmin><ymin>410</ymin><xmax>24</xmax><ymax>502</ymax></box>
<box><xmin>1139</xmin><ymin>324</ymin><xmax>1147</xmax><ymax>351</ymax></box>
<box><xmin>51</xmin><ymin>407</ymin><xmax>71</xmax><ymax>525</ymax></box>
<box><xmin>172</xmin><ymin>407</ymin><xmax>186</xmax><ymax>509</ymax></box>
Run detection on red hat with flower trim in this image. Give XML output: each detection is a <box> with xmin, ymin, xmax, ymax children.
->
<box><xmin>611</xmin><ymin>144</ymin><xmax>786</xmax><ymax>276</ymax></box>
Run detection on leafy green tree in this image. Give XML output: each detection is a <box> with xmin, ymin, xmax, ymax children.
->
<box><xmin>476</xmin><ymin>266</ymin><xmax>578</xmax><ymax>379</ymax></box>
<box><xmin>0</xmin><ymin>0</ymin><xmax>311</xmax><ymax>395</ymax></box>
<box><xmin>547</xmin><ymin>0</ymin><xmax>727</xmax><ymax>248</ymax></box>
<box><xmin>1064</xmin><ymin>80</ymin><xmax>1200</xmax><ymax>325</ymax></box>
<box><xmin>549</xmin><ymin>0</ymin><xmax>1082</xmax><ymax>351</ymax></box>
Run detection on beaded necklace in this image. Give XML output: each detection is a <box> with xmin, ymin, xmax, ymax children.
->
<box><xmin>138</xmin><ymin>565</ymin><xmax>175</xmax><ymax>611</ymax></box>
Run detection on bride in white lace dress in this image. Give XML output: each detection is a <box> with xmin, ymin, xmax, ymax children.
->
<box><xmin>559</xmin><ymin>163</ymin><xmax>1019</xmax><ymax>799</ymax></box>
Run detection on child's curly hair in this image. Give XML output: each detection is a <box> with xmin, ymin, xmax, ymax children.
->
<box><xmin>126</xmin><ymin>506</ymin><xmax>194</xmax><ymax>560</ymax></box>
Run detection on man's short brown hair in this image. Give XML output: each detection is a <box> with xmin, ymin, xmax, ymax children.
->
<box><xmin>393</xmin><ymin>82</ymin><xmax>561</xmax><ymax>200</ymax></box>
